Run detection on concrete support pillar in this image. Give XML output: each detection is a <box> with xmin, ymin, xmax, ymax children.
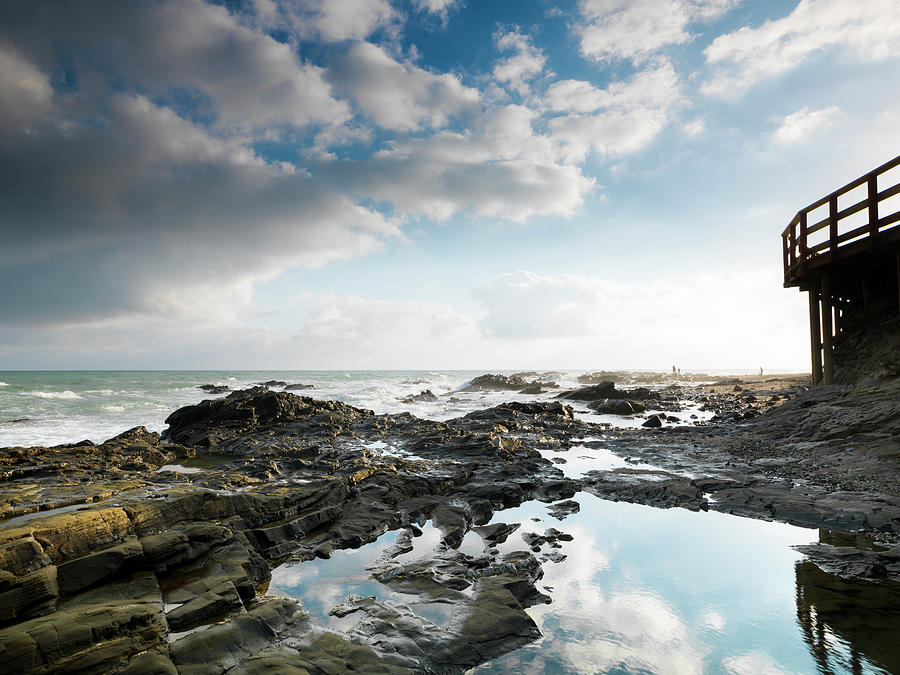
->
<box><xmin>808</xmin><ymin>286</ymin><xmax>822</xmax><ymax>386</ymax></box>
<box><xmin>821</xmin><ymin>275</ymin><xmax>834</xmax><ymax>385</ymax></box>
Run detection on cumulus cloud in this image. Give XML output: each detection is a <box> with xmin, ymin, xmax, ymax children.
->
<box><xmin>702</xmin><ymin>0</ymin><xmax>900</xmax><ymax>96</ymax></box>
<box><xmin>773</xmin><ymin>106</ymin><xmax>842</xmax><ymax>144</ymax></box>
<box><xmin>320</xmin><ymin>105</ymin><xmax>594</xmax><ymax>221</ymax></box>
<box><xmin>492</xmin><ymin>28</ymin><xmax>547</xmax><ymax>95</ymax></box>
<box><xmin>4</xmin><ymin>1</ymin><xmax>351</xmax><ymax>133</ymax></box>
<box><xmin>263</xmin><ymin>0</ymin><xmax>397</xmax><ymax>42</ymax></box>
<box><xmin>0</xmin><ymin>84</ymin><xmax>398</xmax><ymax>324</ymax></box>
<box><xmin>327</xmin><ymin>42</ymin><xmax>479</xmax><ymax>131</ymax></box>
<box><xmin>543</xmin><ymin>61</ymin><xmax>681</xmax><ymax>162</ymax></box>
<box><xmin>574</xmin><ymin>0</ymin><xmax>738</xmax><ymax>63</ymax></box>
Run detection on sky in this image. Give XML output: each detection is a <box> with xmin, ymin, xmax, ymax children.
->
<box><xmin>1</xmin><ymin>0</ymin><xmax>899</xmax><ymax>371</ymax></box>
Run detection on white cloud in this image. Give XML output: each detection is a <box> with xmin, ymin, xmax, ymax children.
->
<box><xmin>550</xmin><ymin>109</ymin><xmax>668</xmax><ymax>163</ymax></box>
<box><xmin>702</xmin><ymin>0</ymin><xmax>900</xmax><ymax>96</ymax></box>
<box><xmin>322</xmin><ymin>105</ymin><xmax>594</xmax><ymax>222</ymax></box>
<box><xmin>542</xmin><ymin>61</ymin><xmax>681</xmax><ymax>161</ymax></box>
<box><xmin>682</xmin><ymin>118</ymin><xmax>706</xmax><ymax>136</ymax></box>
<box><xmin>274</xmin><ymin>0</ymin><xmax>396</xmax><ymax>42</ymax></box>
<box><xmin>327</xmin><ymin>42</ymin><xmax>479</xmax><ymax>131</ymax></box>
<box><xmin>721</xmin><ymin>651</ymin><xmax>790</xmax><ymax>675</ymax></box>
<box><xmin>492</xmin><ymin>28</ymin><xmax>547</xmax><ymax>95</ymax></box>
<box><xmin>412</xmin><ymin>0</ymin><xmax>463</xmax><ymax>21</ymax></box>
<box><xmin>574</xmin><ymin>0</ymin><xmax>737</xmax><ymax>64</ymax></box>
<box><xmin>773</xmin><ymin>106</ymin><xmax>841</xmax><ymax>144</ymax></box>
<box><xmin>576</xmin><ymin>0</ymin><xmax>692</xmax><ymax>63</ymax></box>
<box><xmin>473</xmin><ymin>268</ymin><xmax>809</xmax><ymax>369</ymax></box>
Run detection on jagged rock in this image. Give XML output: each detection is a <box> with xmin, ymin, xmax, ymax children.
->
<box><xmin>401</xmin><ymin>389</ymin><xmax>438</xmax><ymax>403</ymax></box>
<box><xmin>459</xmin><ymin>374</ymin><xmax>539</xmax><ymax>392</ymax></box>
<box><xmin>284</xmin><ymin>383</ymin><xmax>315</xmax><ymax>391</ymax></box>
<box><xmin>164</xmin><ymin>388</ymin><xmax>373</xmax><ymax>450</ymax></box>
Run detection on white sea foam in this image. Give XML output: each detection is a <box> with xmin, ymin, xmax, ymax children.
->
<box><xmin>0</xmin><ymin>382</ymin><xmax>8</xmax><ymax>386</ymax></box>
<box><xmin>26</xmin><ymin>390</ymin><xmax>82</xmax><ymax>400</ymax></box>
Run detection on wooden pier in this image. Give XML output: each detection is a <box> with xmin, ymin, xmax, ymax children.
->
<box><xmin>782</xmin><ymin>155</ymin><xmax>900</xmax><ymax>385</ymax></box>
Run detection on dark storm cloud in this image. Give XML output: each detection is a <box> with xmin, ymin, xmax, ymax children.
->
<box><xmin>0</xmin><ymin>1</ymin><xmax>393</xmax><ymax>325</ymax></box>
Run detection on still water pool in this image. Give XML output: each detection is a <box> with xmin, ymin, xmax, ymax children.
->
<box><xmin>272</xmin><ymin>493</ymin><xmax>900</xmax><ymax>674</ymax></box>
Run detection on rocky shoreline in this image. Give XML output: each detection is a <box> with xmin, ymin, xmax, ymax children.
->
<box><xmin>1</xmin><ymin>374</ymin><xmax>898</xmax><ymax>673</ymax></box>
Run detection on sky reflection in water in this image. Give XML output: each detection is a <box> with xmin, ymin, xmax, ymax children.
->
<box><xmin>271</xmin><ymin>491</ymin><xmax>899</xmax><ymax>674</ymax></box>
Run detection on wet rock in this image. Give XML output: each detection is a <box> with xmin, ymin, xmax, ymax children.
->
<box><xmin>401</xmin><ymin>389</ymin><xmax>438</xmax><ymax>403</ymax></box>
<box><xmin>164</xmin><ymin>388</ymin><xmax>373</xmax><ymax>450</ymax></box>
<box><xmin>558</xmin><ymin>382</ymin><xmax>653</xmax><ymax>402</ymax></box>
<box><xmin>198</xmin><ymin>384</ymin><xmax>230</xmax><ymax>394</ymax></box>
<box><xmin>0</xmin><ymin>571</ymin><xmax>167</xmax><ymax>674</ymax></box>
<box><xmin>546</xmin><ymin>499</ymin><xmax>580</xmax><ymax>520</ymax></box>
<box><xmin>165</xmin><ymin>578</ymin><xmax>244</xmax><ymax>632</ymax></box>
<box><xmin>256</xmin><ymin>380</ymin><xmax>288</xmax><ymax>388</ymax></box>
<box><xmin>582</xmin><ymin>469</ymin><xmax>708</xmax><ymax>511</ymax></box>
<box><xmin>169</xmin><ymin>597</ymin><xmax>305</xmax><ymax>672</ymax></box>
<box><xmin>589</xmin><ymin>399</ymin><xmax>645</xmax><ymax>415</ymax></box>
<box><xmin>472</xmin><ymin>522</ymin><xmax>521</xmax><ymax>545</ymax></box>
<box><xmin>284</xmin><ymin>383</ymin><xmax>315</xmax><ymax>391</ymax></box>
<box><xmin>642</xmin><ymin>415</ymin><xmax>663</xmax><ymax>428</ymax></box>
<box><xmin>795</xmin><ymin>542</ymin><xmax>900</xmax><ymax>582</ymax></box>
<box><xmin>459</xmin><ymin>374</ymin><xmax>543</xmax><ymax>392</ymax></box>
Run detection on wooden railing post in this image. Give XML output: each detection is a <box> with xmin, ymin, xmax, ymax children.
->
<box><xmin>829</xmin><ymin>195</ymin><xmax>839</xmax><ymax>259</ymax></box>
<box><xmin>799</xmin><ymin>211</ymin><xmax>808</xmax><ymax>266</ymax></box>
<box><xmin>783</xmin><ymin>233</ymin><xmax>790</xmax><ymax>283</ymax></box>
<box><xmin>868</xmin><ymin>174</ymin><xmax>879</xmax><ymax>248</ymax></box>
<box><xmin>789</xmin><ymin>220</ymin><xmax>797</xmax><ymax>269</ymax></box>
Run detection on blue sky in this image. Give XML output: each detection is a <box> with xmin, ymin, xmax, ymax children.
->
<box><xmin>1</xmin><ymin>0</ymin><xmax>899</xmax><ymax>370</ymax></box>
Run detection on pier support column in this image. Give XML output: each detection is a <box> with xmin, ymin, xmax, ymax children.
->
<box><xmin>821</xmin><ymin>275</ymin><xmax>834</xmax><ymax>385</ymax></box>
<box><xmin>808</xmin><ymin>286</ymin><xmax>822</xmax><ymax>386</ymax></box>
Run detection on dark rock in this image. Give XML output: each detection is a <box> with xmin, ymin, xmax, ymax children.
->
<box><xmin>589</xmin><ymin>399</ymin><xmax>645</xmax><ymax>415</ymax></box>
<box><xmin>546</xmin><ymin>499</ymin><xmax>580</xmax><ymax>520</ymax></box>
<box><xmin>401</xmin><ymin>389</ymin><xmax>438</xmax><ymax>403</ymax></box>
<box><xmin>198</xmin><ymin>384</ymin><xmax>230</xmax><ymax>394</ymax></box>
<box><xmin>256</xmin><ymin>380</ymin><xmax>288</xmax><ymax>388</ymax></box>
<box><xmin>284</xmin><ymin>383</ymin><xmax>315</xmax><ymax>391</ymax></box>
<box><xmin>459</xmin><ymin>374</ymin><xmax>541</xmax><ymax>392</ymax></box>
<box><xmin>642</xmin><ymin>415</ymin><xmax>663</xmax><ymax>428</ymax></box>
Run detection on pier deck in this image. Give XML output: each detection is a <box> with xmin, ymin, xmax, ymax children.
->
<box><xmin>781</xmin><ymin>155</ymin><xmax>900</xmax><ymax>385</ymax></box>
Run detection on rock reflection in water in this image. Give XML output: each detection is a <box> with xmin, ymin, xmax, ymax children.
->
<box><xmin>796</xmin><ymin>558</ymin><xmax>900</xmax><ymax>674</ymax></box>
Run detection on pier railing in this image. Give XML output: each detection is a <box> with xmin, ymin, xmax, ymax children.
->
<box><xmin>782</xmin><ymin>155</ymin><xmax>900</xmax><ymax>286</ymax></box>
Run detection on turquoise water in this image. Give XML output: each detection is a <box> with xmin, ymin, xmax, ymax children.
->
<box><xmin>273</xmin><ymin>495</ymin><xmax>900</xmax><ymax>675</ymax></box>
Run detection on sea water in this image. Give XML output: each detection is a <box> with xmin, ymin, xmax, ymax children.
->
<box><xmin>0</xmin><ymin>369</ymin><xmax>711</xmax><ymax>447</ymax></box>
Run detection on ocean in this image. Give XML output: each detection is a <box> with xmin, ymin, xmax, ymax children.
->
<box><xmin>0</xmin><ymin>369</ymin><xmax>716</xmax><ymax>448</ymax></box>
